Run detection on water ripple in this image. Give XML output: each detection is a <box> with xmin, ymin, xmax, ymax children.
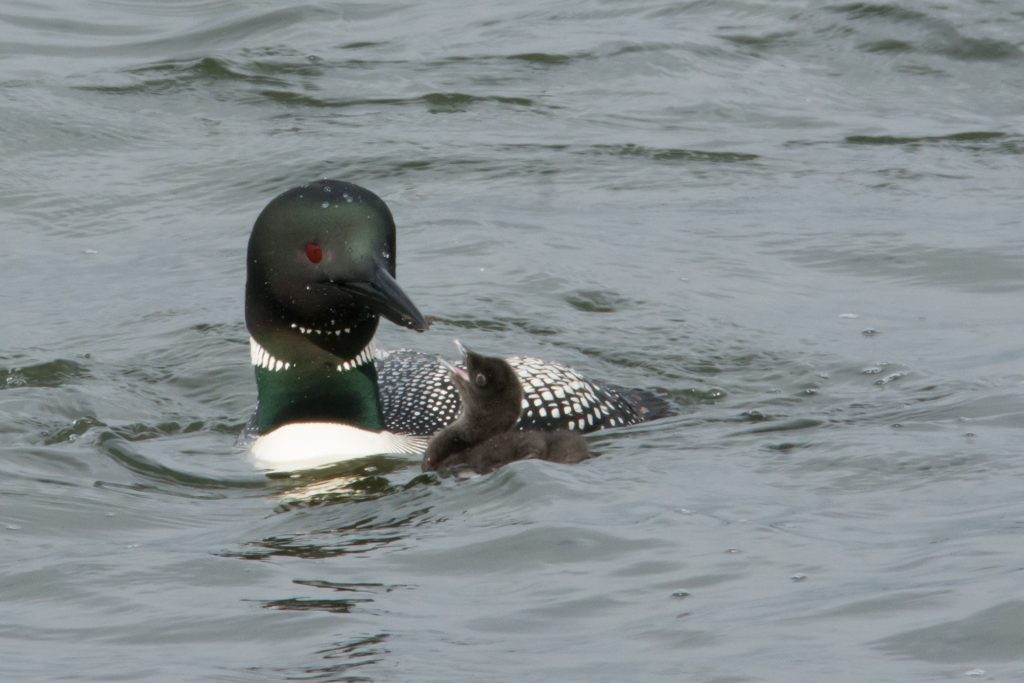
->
<box><xmin>0</xmin><ymin>4</ymin><xmax>340</xmax><ymax>58</ymax></box>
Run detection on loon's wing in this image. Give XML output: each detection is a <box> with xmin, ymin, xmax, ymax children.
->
<box><xmin>376</xmin><ymin>349</ymin><xmax>674</xmax><ymax>437</ymax></box>
<box><xmin>376</xmin><ymin>349</ymin><xmax>462</xmax><ymax>436</ymax></box>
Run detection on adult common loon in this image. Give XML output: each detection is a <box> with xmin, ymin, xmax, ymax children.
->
<box><xmin>422</xmin><ymin>340</ymin><xmax>590</xmax><ymax>474</ymax></box>
<box><xmin>243</xmin><ymin>179</ymin><xmax>671</xmax><ymax>471</ymax></box>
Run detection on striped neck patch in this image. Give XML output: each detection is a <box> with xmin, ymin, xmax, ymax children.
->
<box><xmin>249</xmin><ymin>337</ymin><xmax>376</xmax><ymax>374</ymax></box>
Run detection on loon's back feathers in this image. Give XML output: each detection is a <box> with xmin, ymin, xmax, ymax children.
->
<box><xmin>377</xmin><ymin>348</ymin><xmax>673</xmax><ymax>437</ymax></box>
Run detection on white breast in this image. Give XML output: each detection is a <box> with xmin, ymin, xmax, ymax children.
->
<box><xmin>248</xmin><ymin>422</ymin><xmax>427</xmax><ymax>472</ymax></box>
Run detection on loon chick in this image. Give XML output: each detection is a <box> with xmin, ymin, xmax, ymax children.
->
<box><xmin>243</xmin><ymin>179</ymin><xmax>672</xmax><ymax>472</ymax></box>
<box><xmin>422</xmin><ymin>341</ymin><xmax>590</xmax><ymax>474</ymax></box>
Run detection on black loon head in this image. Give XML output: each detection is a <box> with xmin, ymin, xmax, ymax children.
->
<box><xmin>443</xmin><ymin>340</ymin><xmax>524</xmax><ymax>442</ymax></box>
<box><xmin>245</xmin><ymin>180</ymin><xmax>428</xmax><ymax>367</ymax></box>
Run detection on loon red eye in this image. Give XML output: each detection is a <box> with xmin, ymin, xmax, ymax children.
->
<box><xmin>306</xmin><ymin>243</ymin><xmax>323</xmax><ymax>264</ymax></box>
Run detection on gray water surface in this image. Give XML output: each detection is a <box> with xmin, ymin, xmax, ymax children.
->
<box><xmin>3</xmin><ymin>1</ymin><xmax>1024</xmax><ymax>680</ymax></box>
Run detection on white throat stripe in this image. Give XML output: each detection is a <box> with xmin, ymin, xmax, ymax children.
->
<box><xmin>249</xmin><ymin>337</ymin><xmax>376</xmax><ymax>373</ymax></box>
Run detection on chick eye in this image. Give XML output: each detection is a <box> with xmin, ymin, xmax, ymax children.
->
<box><xmin>306</xmin><ymin>243</ymin><xmax>323</xmax><ymax>264</ymax></box>
<box><xmin>475</xmin><ymin>372</ymin><xmax>487</xmax><ymax>387</ymax></box>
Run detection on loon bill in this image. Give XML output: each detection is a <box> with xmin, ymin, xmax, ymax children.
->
<box><xmin>241</xmin><ymin>179</ymin><xmax>673</xmax><ymax>472</ymax></box>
